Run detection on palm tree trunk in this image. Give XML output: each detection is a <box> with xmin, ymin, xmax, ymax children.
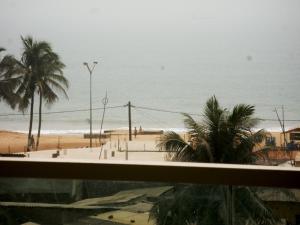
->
<box><xmin>36</xmin><ymin>93</ymin><xmax>42</xmax><ymax>150</ymax></box>
<box><xmin>27</xmin><ymin>94</ymin><xmax>34</xmax><ymax>152</ymax></box>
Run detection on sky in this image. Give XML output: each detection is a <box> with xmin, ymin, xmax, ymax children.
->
<box><xmin>1</xmin><ymin>0</ymin><xmax>300</xmax><ymax>67</ymax></box>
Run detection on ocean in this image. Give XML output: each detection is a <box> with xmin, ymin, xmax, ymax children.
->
<box><xmin>0</xmin><ymin>58</ymin><xmax>299</xmax><ymax>134</ymax></box>
<box><xmin>1</xmin><ymin>0</ymin><xmax>300</xmax><ymax>134</ymax></box>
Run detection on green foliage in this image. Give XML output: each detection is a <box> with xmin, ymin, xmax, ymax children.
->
<box><xmin>16</xmin><ymin>36</ymin><xmax>68</xmax><ymax>111</ymax></box>
<box><xmin>15</xmin><ymin>36</ymin><xmax>69</xmax><ymax>149</ymax></box>
<box><xmin>151</xmin><ymin>97</ymin><xmax>277</xmax><ymax>225</ymax></box>
<box><xmin>159</xmin><ymin>96</ymin><xmax>265</xmax><ymax>164</ymax></box>
<box><xmin>0</xmin><ymin>48</ymin><xmax>22</xmax><ymax>108</ymax></box>
<box><xmin>1</xmin><ymin>36</ymin><xmax>69</xmax><ymax>150</ymax></box>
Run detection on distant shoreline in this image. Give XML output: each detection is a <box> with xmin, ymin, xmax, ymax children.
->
<box><xmin>0</xmin><ymin>125</ymin><xmax>288</xmax><ymax>135</ymax></box>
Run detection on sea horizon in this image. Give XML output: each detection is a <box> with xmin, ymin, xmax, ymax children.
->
<box><xmin>1</xmin><ymin>0</ymin><xmax>299</xmax><ymax>135</ymax></box>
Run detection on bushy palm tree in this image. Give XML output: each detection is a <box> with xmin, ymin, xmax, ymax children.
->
<box><xmin>150</xmin><ymin>96</ymin><xmax>276</xmax><ymax>225</ymax></box>
<box><xmin>16</xmin><ymin>36</ymin><xmax>68</xmax><ymax>151</ymax></box>
<box><xmin>0</xmin><ymin>48</ymin><xmax>22</xmax><ymax>108</ymax></box>
<box><xmin>159</xmin><ymin>96</ymin><xmax>265</xmax><ymax>164</ymax></box>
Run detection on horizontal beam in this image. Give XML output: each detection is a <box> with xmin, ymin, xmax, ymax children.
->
<box><xmin>0</xmin><ymin>159</ymin><xmax>300</xmax><ymax>188</ymax></box>
<box><xmin>0</xmin><ymin>202</ymin><xmax>118</xmax><ymax>210</ymax></box>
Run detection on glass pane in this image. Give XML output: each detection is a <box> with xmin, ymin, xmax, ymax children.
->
<box><xmin>1</xmin><ymin>178</ymin><xmax>299</xmax><ymax>225</ymax></box>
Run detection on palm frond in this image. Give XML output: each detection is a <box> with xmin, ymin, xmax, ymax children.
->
<box><xmin>183</xmin><ymin>113</ymin><xmax>206</xmax><ymax>137</ymax></box>
<box><xmin>0</xmin><ymin>49</ymin><xmax>23</xmax><ymax>108</ymax></box>
<box><xmin>194</xmin><ymin>142</ymin><xmax>214</xmax><ymax>162</ymax></box>
<box><xmin>229</xmin><ymin>104</ymin><xmax>254</xmax><ymax>124</ymax></box>
<box><xmin>204</xmin><ymin>95</ymin><xmax>225</xmax><ymax>129</ymax></box>
<box><xmin>17</xmin><ymin>36</ymin><xmax>69</xmax><ymax>110</ymax></box>
<box><xmin>39</xmin><ymin>83</ymin><xmax>58</xmax><ymax>105</ymax></box>
<box><xmin>235</xmin><ymin>187</ymin><xmax>277</xmax><ymax>225</ymax></box>
<box><xmin>44</xmin><ymin>73</ymin><xmax>69</xmax><ymax>88</ymax></box>
<box><xmin>158</xmin><ymin>132</ymin><xmax>195</xmax><ymax>161</ymax></box>
<box><xmin>43</xmin><ymin>78</ymin><xmax>68</xmax><ymax>99</ymax></box>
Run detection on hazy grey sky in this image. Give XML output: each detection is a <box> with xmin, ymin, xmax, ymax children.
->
<box><xmin>1</xmin><ymin>0</ymin><xmax>300</xmax><ymax>67</ymax></box>
<box><xmin>1</xmin><ymin>0</ymin><xmax>300</xmax><ymax>129</ymax></box>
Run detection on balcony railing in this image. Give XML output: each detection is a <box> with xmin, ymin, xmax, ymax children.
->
<box><xmin>1</xmin><ymin>158</ymin><xmax>300</xmax><ymax>225</ymax></box>
<box><xmin>0</xmin><ymin>158</ymin><xmax>300</xmax><ymax>188</ymax></box>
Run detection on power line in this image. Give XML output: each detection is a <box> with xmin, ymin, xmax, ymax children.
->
<box><xmin>0</xmin><ymin>105</ymin><xmax>125</xmax><ymax>117</ymax></box>
<box><xmin>133</xmin><ymin>107</ymin><xmax>175</xmax><ymax>128</ymax></box>
<box><xmin>1</xmin><ymin>103</ymin><xmax>300</xmax><ymax>122</ymax></box>
<box><xmin>132</xmin><ymin>105</ymin><xmax>203</xmax><ymax>117</ymax></box>
<box><xmin>132</xmin><ymin>105</ymin><xmax>300</xmax><ymax>122</ymax></box>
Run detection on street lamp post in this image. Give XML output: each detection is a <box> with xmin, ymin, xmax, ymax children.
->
<box><xmin>83</xmin><ymin>61</ymin><xmax>98</xmax><ymax>148</ymax></box>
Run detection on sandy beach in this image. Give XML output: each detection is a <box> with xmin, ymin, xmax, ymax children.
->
<box><xmin>0</xmin><ymin>129</ymin><xmax>298</xmax><ymax>162</ymax></box>
<box><xmin>0</xmin><ymin>129</ymin><xmax>286</xmax><ymax>154</ymax></box>
<box><xmin>0</xmin><ymin>130</ymin><xmax>91</xmax><ymax>153</ymax></box>
<box><xmin>0</xmin><ymin>130</ymin><xmax>162</xmax><ymax>154</ymax></box>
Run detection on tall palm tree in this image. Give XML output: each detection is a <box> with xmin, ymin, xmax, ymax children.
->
<box><xmin>150</xmin><ymin>96</ymin><xmax>276</xmax><ymax>225</ymax></box>
<box><xmin>0</xmin><ymin>48</ymin><xmax>22</xmax><ymax>108</ymax></box>
<box><xmin>16</xmin><ymin>36</ymin><xmax>68</xmax><ymax>151</ymax></box>
<box><xmin>16</xmin><ymin>36</ymin><xmax>51</xmax><ymax>151</ymax></box>
<box><xmin>35</xmin><ymin>52</ymin><xmax>68</xmax><ymax>150</ymax></box>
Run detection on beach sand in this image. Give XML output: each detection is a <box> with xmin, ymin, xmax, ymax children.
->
<box><xmin>0</xmin><ymin>129</ymin><xmax>295</xmax><ymax>161</ymax></box>
<box><xmin>0</xmin><ymin>130</ymin><xmax>91</xmax><ymax>153</ymax></box>
<box><xmin>0</xmin><ymin>130</ymin><xmax>162</xmax><ymax>154</ymax></box>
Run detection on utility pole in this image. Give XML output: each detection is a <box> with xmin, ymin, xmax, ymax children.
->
<box><xmin>99</xmin><ymin>92</ymin><xmax>108</xmax><ymax>144</ymax></box>
<box><xmin>275</xmin><ymin>107</ymin><xmax>288</xmax><ymax>149</ymax></box>
<box><xmin>125</xmin><ymin>141</ymin><xmax>128</xmax><ymax>160</ymax></box>
<box><xmin>282</xmin><ymin>105</ymin><xmax>287</xmax><ymax>150</ymax></box>
<box><xmin>128</xmin><ymin>101</ymin><xmax>132</xmax><ymax>141</ymax></box>
<box><xmin>83</xmin><ymin>61</ymin><xmax>98</xmax><ymax>148</ymax></box>
<box><xmin>99</xmin><ymin>92</ymin><xmax>108</xmax><ymax>159</ymax></box>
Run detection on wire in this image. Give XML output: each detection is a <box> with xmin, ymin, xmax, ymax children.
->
<box><xmin>1</xmin><ymin>103</ymin><xmax>300</xmax><ymax>122</ymax></box>
<box><xmin>0</xmin><ymin>105</ymin><xmax>125</xmax><ymax>117</ymax></box>
<box><xmin>132</xmin><ymin>105</ymin><xmax>300</xmax><ymax>122</ymax></box>
<box><xmin>132</xmin><ymin>105</ymin><xmax>203</xmax><ymax>117</ymax></box>
<box><xmin>133</xmin><ymin>107</ymin><xmax>174</xmax><ymax>128</ymax></box>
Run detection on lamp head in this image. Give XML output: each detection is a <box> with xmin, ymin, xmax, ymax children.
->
<box><xmin>83</xmin><ymin>62</ymin><xmax>88</xmax><ymax>66</ymax></box>
<box><xmin>93</xmin><ymin>61</ymin><xmax>98</xmax><ymax>64</ymax></box>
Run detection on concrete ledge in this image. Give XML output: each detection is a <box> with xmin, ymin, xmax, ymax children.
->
<box><xmin>0</xmin><ymin>159</ymin><xmax>300</xmax><ymax>188</ymax></box>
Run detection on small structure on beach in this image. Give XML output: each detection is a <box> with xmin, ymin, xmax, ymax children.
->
<box><xmin>285</xmin><ymin>128</ymin><xmax>300</xmax><ymax>143</ymax></box>
<box><xmin>279</xmin><ymin>128</ymin><xmax>300</xmax><ymax>150</ymax></box>
<box><xmin>263</xmin><ymin>128</ymin><xmax>300</xmax><ymax>150</ymax></box>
